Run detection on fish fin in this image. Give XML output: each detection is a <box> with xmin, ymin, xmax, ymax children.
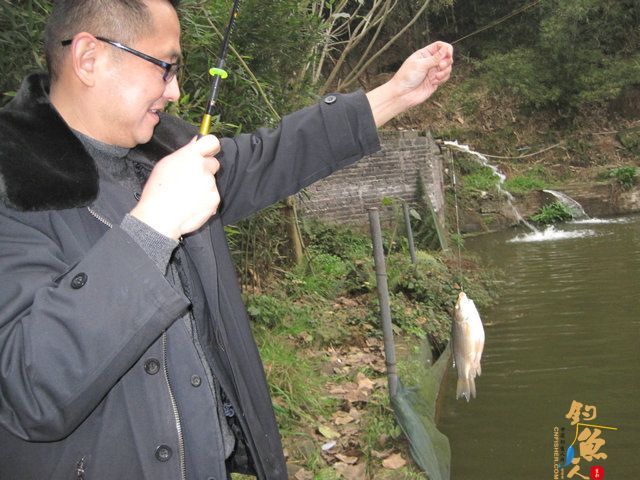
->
<box><xmin>474</xmin><ymin>338</ymin><xmax>484</xmax><ymax>376</ymax></box>
<box><xmin>473</xmin><ymin>353</ymin><xmax>482</xmax><ymax>377</ymax></box>
<box><xmin>456</xmin><ymin>377</ymin><xmax>471</xmax><ymax>402</ymax></box>
<box><xmin>469</xmin><ymin>375</ymin><xmax>476</xmax><ymax>399</ymax></box>
<box><xmin>469</xmin><ymin>360</ymin><xmax>481</xmax><ymax>378</ymax></box>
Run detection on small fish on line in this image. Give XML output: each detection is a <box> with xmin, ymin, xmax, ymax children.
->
<box><xmin>452</xmin><ymin>291</ymin><xmax>485</xmax><ymax>402</ymax></box>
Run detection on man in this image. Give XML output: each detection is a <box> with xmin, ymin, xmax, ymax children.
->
<box><xmin>0</xmin><ymin>0</ymin><xmax>453</xmax><ymax>478</ymax></box>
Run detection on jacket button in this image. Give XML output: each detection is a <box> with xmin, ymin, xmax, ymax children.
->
<box><xmin>144</xmin><ymin>358</ymin><xmax>160</xmax><ymax>375</ymax></box>
<box><xmin>222</xmin><ymin>401</ymin><xmax>235</xmax><ymax>418</ymax></box>
<box><xmin>155</xmin><ymin>445</ymin><xmax>172</xmax><ymax>462</ymax></box>
<box><xmin>190</xmin><ymin>375</ymin><xmax>202</xmax><ymax>387</ymax></box>
<box><xmin>70</xmin><ymin>273</ymin><xmax>88</xmax><ymax>289</ymax></box>
<box><xmin>324</xmin><ymin>95</ymin><xmax>337</xmax><ymax>104</ymax></box>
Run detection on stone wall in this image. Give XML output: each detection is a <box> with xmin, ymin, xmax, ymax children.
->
<box><xmin>298</xmin><ymin>130</ymin><xmax>445</xmax><ymax>225</ymax></box>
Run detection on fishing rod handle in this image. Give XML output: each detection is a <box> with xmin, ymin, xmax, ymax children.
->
<box><xmin>198</xmin><ymin>113</ymin><xmax>213</xmax><ymax>138</ymax></box>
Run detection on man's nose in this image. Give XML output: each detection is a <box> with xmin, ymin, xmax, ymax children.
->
<box><xmin>164</xmin><ymin>75</ymin><xmax>180</xmax><ymax>102</ymax></box>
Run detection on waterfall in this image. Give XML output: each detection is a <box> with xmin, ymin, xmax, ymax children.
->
<box><xmin>543</xmin><ymin>190</ymin><xmax>589</xmax><ymax>220</ymax></box>
<box><xmin>441</xmin><ymin>140</ymin><xmax>538</xmax><ymax>232</ymax></box>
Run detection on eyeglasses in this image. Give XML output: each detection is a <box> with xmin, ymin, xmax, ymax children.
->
<box><xmin>61</xmin><ymin>36</ymin><xmax>181</xmax><ymax>82</ymax></box>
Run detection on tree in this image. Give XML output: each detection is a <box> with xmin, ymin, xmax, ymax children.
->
<box><xmin>477</xmin><ymin>0</ymin><xmax>640</xmax><ymax>112</ymax></box>
<box><xmin>308</xmin><ymin>0</ymin><xmax>449</xmax><ymax>93</ymax></box>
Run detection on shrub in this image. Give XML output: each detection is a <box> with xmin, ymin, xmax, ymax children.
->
<box><xmin>226</xmin><ymin>204</ymin><xmax>291</xmax><ymax>290</ymax></box>
<box><xmin>245</xmin><ymin>294</ymin><xmax>295</xmax><ymax>328</ymax></box>
<box><xmin>301</xmin><ymin>219</ymin><xmax>371</xmax><ymax>261</ymax></box>
<box><xmin>410</xmin><ymin>175</ymin><xmax>441</xmax><ymax>251</ymax></box>
<box><xmin>607</xmin><ymin>166</ymin><xmax>637</xmax><ymax>190</ymax></box>
<box><xmin>285</xmin><ymin>250</ymin><xmax>348</xmax><ymax>300</ymax></box>
<box><xmin>530</xmin><ymin>201</ymin><xmax>573</xmax><ymax>225</ymax></box>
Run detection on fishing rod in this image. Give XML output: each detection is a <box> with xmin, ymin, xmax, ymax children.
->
<box><xmin>198</xmin><ymin>0</ymin><xmax>241</xmax><ymax>138</ymax></box>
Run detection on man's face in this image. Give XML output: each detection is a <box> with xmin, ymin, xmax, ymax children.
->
<box><xmin>96</xmin><ymin>0</ymin><xmax>181</xmax><ymax>147</ymax></box>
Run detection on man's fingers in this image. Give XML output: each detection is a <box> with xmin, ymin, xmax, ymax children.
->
<box><xmin>412</xmin><ymin>42</ymin><xmax>453</xmax><ymax>74</ymax></box>
<box><xmin>203</xmin><ymin>156</ymin><xmax>221</xmax><ymax>176</ymax></box>
<box><xmin>412</xmin><ymin>49</ymin><xmax>443</xmax><ymax>73</ymax></box>
<box><xmin>193</xmin><ymin>134</ymin><xmax>221</xmax><ymax>157</ymax></box>
<box><xmin>434</xmin><ymin>70</ymin><xmax>451</xmax><ymax>86</ymax></box>
<box><xmin>420</xmin><ymin>42</ymin><xmax>453</xmax><ymax>65</ymax></box>
<box><xmin>430</xmin><ymin>41</ymin><xmax>453</xmax><ymax>59</ymax></box>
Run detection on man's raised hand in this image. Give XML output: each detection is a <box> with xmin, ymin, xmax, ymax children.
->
<box><xmin>366</xmin><ymin>41</ymin><xmax>453</xmax><ymax>127</ymax></box>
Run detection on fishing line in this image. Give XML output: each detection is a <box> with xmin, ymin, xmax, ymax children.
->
<box><xmin>451</xmin><ymin>0</ymin><xmax>543</xmax><ymax>45</ymax></box>
<box><xmin>449</xmin><ymin>149</ymin><xmax>464</xmax><ymax>290</ymax></box>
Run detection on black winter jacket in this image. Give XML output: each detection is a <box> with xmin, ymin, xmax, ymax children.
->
<box><xmin>0</xmin><ymin>74</ymin><xmax>380</xmax><ymax>479</ymax></box>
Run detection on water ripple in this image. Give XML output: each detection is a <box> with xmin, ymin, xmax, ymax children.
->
<box><xmin>509</xmin><ymin>226</ymin><xmax>597</xmax><ymax>243</ymax></box>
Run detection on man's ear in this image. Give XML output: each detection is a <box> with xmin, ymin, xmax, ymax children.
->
<box><xmin>68</xmin><ymin>32</ymin><xmax>100</xmax><ymax>87</ymax></box>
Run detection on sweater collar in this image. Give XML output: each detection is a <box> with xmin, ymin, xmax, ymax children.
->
<box><xmin>72</xmin><ymin>129</ymin><xmax>130</xmax><ymax>160</ymax></box>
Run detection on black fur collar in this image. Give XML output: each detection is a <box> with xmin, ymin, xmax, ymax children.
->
<box><xmin>0</xmin><ymin>73</ymin><xmax>193</xmax><ymax>211</ymax></box>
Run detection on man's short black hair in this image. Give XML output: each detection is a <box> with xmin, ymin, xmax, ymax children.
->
<box><xmin>44</xmin><ymin>0</ymin><xmax>180</xmax><ymax>80</ymax></box>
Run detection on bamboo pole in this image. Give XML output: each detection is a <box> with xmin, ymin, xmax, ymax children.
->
<box><xmin>368</xmin><ymin>208</ymin><xmax>398</xmax><ymax>397</ymax></box>
<box><xmin>403</xmin><ymin>202</ymin><xmax>417</xmax><ymax>265</ymax></box>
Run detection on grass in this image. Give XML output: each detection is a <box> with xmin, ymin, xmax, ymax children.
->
<box><xmin>287</xmin><ymin>250</ymin><xmax>349</xmax><ymax>299</ymax></box>
<box><xmin>463</xmin><ymin>167</ymin><xmax>500</xmax><ymax>192</ymax></box>
<box><xmin>360</xmin><ymin>390</ymin><xmax>402</xmax><ymax>459</ymax></box>
<box><xmin>359</xmin><ymin>387</ymin><xmax>429</xmax><ymax>479</ymax></box>
<box><xmin>255</xmin><ymin>328</ymin><xmax>336</xmax><ymax>432</ymax></box>
<box><xmin>504</xmin><ymin>175</ymin><xmax>548</xmax><ymax>194</ymax></box>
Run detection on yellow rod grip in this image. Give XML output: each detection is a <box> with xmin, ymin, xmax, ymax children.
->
<box><xmin>199</xmin><ymin>113</ymin><xmax>213</xmax><ymax>137</ymax></box>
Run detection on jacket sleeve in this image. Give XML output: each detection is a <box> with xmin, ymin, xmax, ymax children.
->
<box><xmin>0</xmin><ymin>208</ymin><xmax>190</xmax><ymax>441</ymax></box>
<box><xmin>216</xmin><ymin>90</ymin><xmax>381</xmax><ymax>226</ymax></box>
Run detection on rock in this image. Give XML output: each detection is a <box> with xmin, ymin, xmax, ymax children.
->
<box><xmin>321</xmin><ymin>440</ymin><xmax>337</xmax><ymax>451</ymax></box>
<box><xmin>382</xmin><ymin>453</ymin><xmax>407</xmax><ymax>470</ymax></box>
<box><xmin>287</xmin><ymin>464</ymin><xmax>312</xmax><ymax>480</ymax></box>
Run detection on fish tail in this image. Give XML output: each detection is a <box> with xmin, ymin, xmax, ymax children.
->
<box><xmin>469</xmin><ymin>376</ymin><xmax>476</xmax><ymax>399</ymax></box>
<box><xmin>456</xmin><ymin>377</ymin><xmax>471</xmax><ymax>402</ymax></box>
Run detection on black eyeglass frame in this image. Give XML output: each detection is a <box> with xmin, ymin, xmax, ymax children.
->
<box><xmin>61</xmin><ymin>36</ymin><xmax>181</xmax><ymax>82</ymax></box>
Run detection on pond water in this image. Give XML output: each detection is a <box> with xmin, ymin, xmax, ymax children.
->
<box><xmin>438</xmin><ymin>214</ymin><xmax>640</xmax><ymax>480</ymax></box>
